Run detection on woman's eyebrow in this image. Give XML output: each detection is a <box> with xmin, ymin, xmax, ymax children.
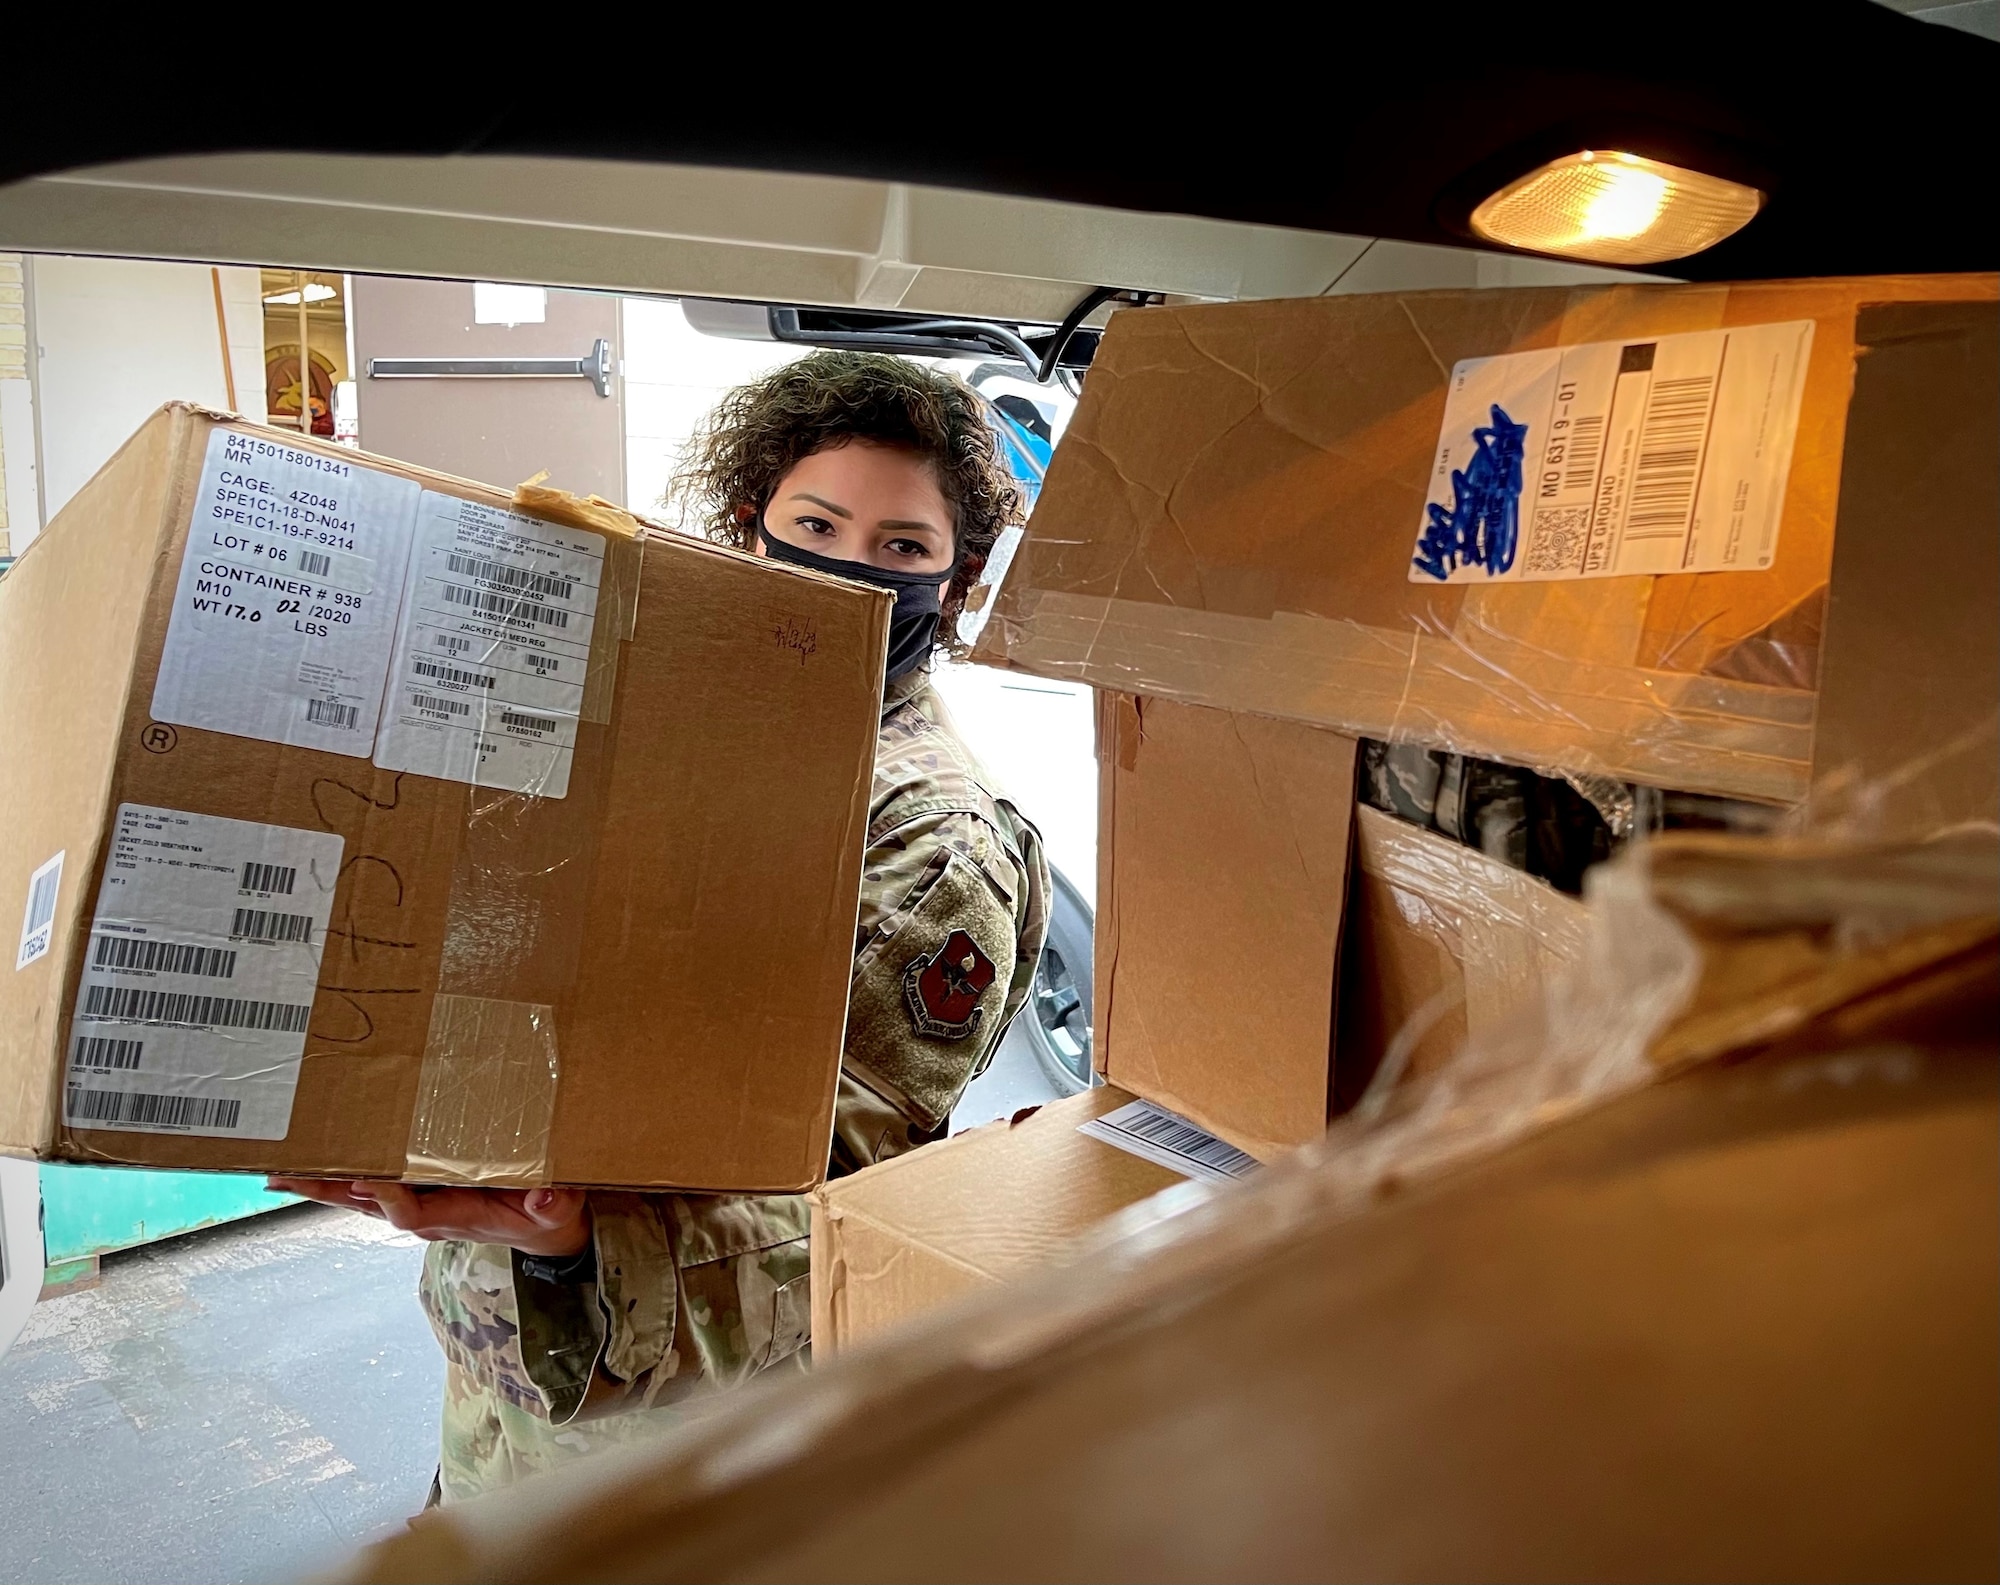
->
<box><xmin>789</xmin><ymin>492</ymin><xmax>852</xmax><ymax>519</ymax></box>
<box><xmin>878</xmin><ymin>518</ymin><xmax>944</xmax><ymax>535</ymax></box>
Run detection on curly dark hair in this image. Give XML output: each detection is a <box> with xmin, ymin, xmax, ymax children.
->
<box><xmin>667</xmin><ymin>350</ymin><xmax>1024</xmax><ymax>656</ymax></box>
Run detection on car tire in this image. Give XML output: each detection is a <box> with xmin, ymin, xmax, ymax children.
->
<box><xmin>1021</xmin><ymin>863</ymin><xmax>1095</xmax><ymax>1096</ymax></box>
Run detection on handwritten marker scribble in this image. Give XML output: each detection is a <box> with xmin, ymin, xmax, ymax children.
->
<box><xmin>1413</xmin><ymin>404</ymin><xmax>1529</xmax><ymax>581</ymax></box>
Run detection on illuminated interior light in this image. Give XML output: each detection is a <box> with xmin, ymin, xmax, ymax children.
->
<box><xmin>1470</xmin><ymin>150</ymin><xmax>1763</xmax><ymax>266</ymax></box>
<box><xmin>263</xmin><ymin>282</ymin><xmax>337</xmax><ymax>305</ymax></box>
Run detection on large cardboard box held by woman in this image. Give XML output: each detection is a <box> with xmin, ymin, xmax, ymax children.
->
<box><xmin>0</xmin><ymin>404</ymin><xmax>890</xmax><ymax>1190</ymax></box>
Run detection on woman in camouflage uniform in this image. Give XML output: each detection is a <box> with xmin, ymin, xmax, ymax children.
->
<box><xmin>272</xmin><ymin>353</ymin><xmax>1050</xmax><ymax>1501</ymax></box>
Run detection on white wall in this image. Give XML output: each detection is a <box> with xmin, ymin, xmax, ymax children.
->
<box><xmin>29</xmin><ymin>256</ymin><xmax>265</xmax><ymax>523</ymax></box>
<box><xmin>0</xmin><ymin>379</ymin><xmax>37</xmax><ymax>554</ymax></box>
<box><xmin>620</xmin><ymin>298</ymin><xmax>804</xmax><ymax>521</ymax></box>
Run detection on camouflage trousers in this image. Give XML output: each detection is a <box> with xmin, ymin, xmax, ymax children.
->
<box><xmin>436</xmin><ymin>1360</ymin><xmax>688</xmax><ymax>1503</ymax></box>
<box><xmin>422</xmin><ymin>1203</ymin><xmax>813</xmax><ymax>1504</ymax></box>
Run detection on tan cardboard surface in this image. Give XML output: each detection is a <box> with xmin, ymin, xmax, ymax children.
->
<box><xmin>976</xmin><ymin>274</ymin><xmax>1997</xmax><ymax>804</ymax></box>
<box><xmin>339</xmin><ymin>971</ymin><xmax>1999</xmax><ymax>1585</ymax></box>
<box><xmin>811</xmin><ymin>1086</ymin><xmax>1179</xmax><ymax>1353</ymax></box>
<box><xmin>1337</xmin><ymin>806</ymin><xmax>1589</xmax><ymax>1102</ymax></box>
<box><xmin>1807</xmin><ymin>298</ymin><xmax>1999</xmax><ymax>837</ymax></box>
<box><xmin>0</xmin><ymin>411</ymin><xmax>173</xmax><ymax>1158</ymax></box>
<box><xmin>1096</xmin><ymin>695</ymin><xmax>1356</xmax><ymax>1158</ymax></box>
<box><xmin>0</xmin><ymin>405</ymin><xmax>889</xmax><ymax>1190</ymax></box>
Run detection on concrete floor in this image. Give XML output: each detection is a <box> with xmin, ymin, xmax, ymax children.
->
<box><xmin>0</xmin><ymin>1203</ymin><xmax>441</xmax><ymax>1585</ymax></box>
<box><xmin>0</xmin><ymin>1023</ymin><xmax>1066</xmax><ymax>1585</ymax></box>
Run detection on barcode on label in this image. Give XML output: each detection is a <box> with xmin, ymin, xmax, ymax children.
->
<box><xmin>298</xmin><ymin>550</ymin><xmax>330</xmax><ymax>577</ymax></box>
<box><xmin>240</xmin><ymin>862</ymin><xmax>296</xmax><ymax>896</ymax></box>
<box><xmin>80</xmin><ymin>983</ymin><xmax>311</xmax><ymax>1032</ymax></box>
<box><xmin>1563</xmin><ymin>415</ymin><xmax>1605</xmax><ymax>491</ymax></box>
<box><xmin>499</xmin><ymin>710</ymin><xmax>558</xmax><ymax>735</ymax></box>
<box><xmin>1625</xmin><ymin>374</ymin><xmax>1716</xmax><ymax>540</ymax></box>
<box><xmin>436</xmin><ymin>634</ymin><xmax>473</xmax><ymax>654</ymax></box>
<box><xmin>411</xmin><ymin>691</ymin><xmax>470</xmax><ymax>717</ymax></box>
<box><xmin>442</xmin><ymin>583</ymin><xmax>569</xmax><ymax>629</ymax></box>
<box><xmin>413</xmin><ymin>659</ymin><xmax>496</xmax><ymax>690</ymax></box>
<box><xmin>93</xmin><ymin>934</ymin><xmax>237</xmax><ymax>978</ymax></box>
<box><xmin>72</xmin><ymin>1035</ymin><xmax>144</xmax><ymax>1071</ymax></box>
<box><xmin>524</xmin><ymin>655</ymin><xmax>559</xmax><ymax>674</ymax></box>
<box><xmin>1080</xmin><ymin>1099</ymin><xmax>1261</xmax><ymax>1185</ymax></box>
<box><xmin>18</xmin><ymin>850</ymin><xmax>64</xmax><ymax>969</ymax></box>
<box><xmin>305</xmin><ymin>698</ymin><xmax>359</xmax><ymax>730</ymax></box>
<box><xmin>68</xmin><ymin>1087</ymin><xmax>241</xmax><ymax>1132</ymax></box>
<box><xmin>230</xmin><ymin>907</ymin><xmax>314</xmax><ymax>946</ymax></box>
<box><xmin>26</xmin><ymin>862</ymin><xmax>59</xmax><ymax>937</ymax></box>
<box><xmin>445</xmin><ymin>553</ymin><xmax>575</xmax><ymax>603</ymax></box>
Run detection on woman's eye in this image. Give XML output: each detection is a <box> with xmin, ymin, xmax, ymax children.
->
<box><xmin>887</xmin><ymin>539</ymin><xmax>930</xmax><ymax>559</ymax></box>
<box><xmin>796</xmin><ymin>516</ymin><xmax>837</xmax><ymax>538</ymax></box>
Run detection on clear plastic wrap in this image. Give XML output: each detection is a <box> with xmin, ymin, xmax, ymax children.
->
<box><xmin>1341</xmin><ymin>805</ymin><xmax>1590</xmax><ymax>1101</ymax></box>
<box><xmin>971</xmin><ymin>275</ymin><xmax>1997</xmax><ymax>806</ymax></box>
<box><xmin>397</xmin><ymin>483</ymin><xmax>645</xmax><ymax>1185</ymax></box>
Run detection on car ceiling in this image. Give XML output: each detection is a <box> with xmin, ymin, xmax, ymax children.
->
<box><xmin>4</xmin><ymin>1</ymin><xmax>1993</xmax><ymax>284</ymax></box>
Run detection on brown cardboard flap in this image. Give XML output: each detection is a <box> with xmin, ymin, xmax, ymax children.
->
<box><xmin>1806</xmin><ymin>299</ymin><xmax>2000</xmax><ymax>837</ymax></box>
<box><xmin>978</xmin><ymin>275</ymin><xmax>1997</xmax><ymax>803</ymax></box>
<box><xmin>1097</xmin><ymin>695</ymin><xmax>1356</xmax><ymax>1158</ymax></box>
<box><xmin>0</xmin><ymin>406</ymin><xmax>188</xmax><ymax>1155</ymax></box>
<box><xmin>1337</xmin><ymin>806</ymin><xmax>1589</xmax><ymax>1107</ymax></box>
<box><xmin>811</xmin><ymin>1086</ymin><xmax>1181</xmax><ymax>1353</ymax></box>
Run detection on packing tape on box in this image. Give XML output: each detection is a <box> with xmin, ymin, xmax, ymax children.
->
<box><xmin>399</xmin><ymin>490</ymin><xmax>646</xmax><ymax>1184</ymax></box>
<box><xmin>405</xmin><ymin>994</ymin><xmax>560</xmax><ymax>1184</ymax></box>
<box><xmin>1355</xmin><ymin>805</ymin><xmax>1591</xmax><ymax>1040</ymax></box>
<box><xmin>986</xmin><ymin>590</ymin><xmax>1819</xmax><ymax>804</ymax></box>
<box><xmin>514</xmin><ymin>483</ymin><xmax>645</xmax><ymax>727</ymax></box>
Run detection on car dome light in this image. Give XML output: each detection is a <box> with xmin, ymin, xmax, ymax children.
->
<box><xmin>1469</xmin><ymin>150</ymin><xmax>1763</xmax><ymax>267</ymax></box>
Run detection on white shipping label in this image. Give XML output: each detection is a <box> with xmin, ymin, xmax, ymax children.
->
<box><xmin>152</xmin><ymin>428</ymin><xmax>422</xmax><ymax>753</ymax></box>
<box><xmin>15</xmin><ymin>851</ymin><xmax>64</xmax><ymax>971</ymax></box>
<box><xmin>1410</xmin><ymin>319</ymin><xmax>1815</xmax><ymax>584</ymax></box>
<box><xmin>372</xmin><ymin>492</ymin><xmax>604</xmax><ymax>799</ymax></box>
<box><xmin>64</xmin><ymin>806</ymin><xmax>342</xmax><ymax>1141</ymax></box>
<box><xmin>1079</xmin><ymin>1098</ymin><xmax>1262</xmax><ymax>1185</ymax></box>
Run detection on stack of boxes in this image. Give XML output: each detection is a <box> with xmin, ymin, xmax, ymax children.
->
<box><xmin>813</xmin><ymin>276</ymin><xmax>1998</xmax><ymax>1351</ymax></box>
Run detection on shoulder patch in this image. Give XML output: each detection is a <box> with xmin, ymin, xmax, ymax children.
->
<box><xmin>904</xmin><ymin>929</ymin><xmax>997</xmax><ymax>1041</ymax></box>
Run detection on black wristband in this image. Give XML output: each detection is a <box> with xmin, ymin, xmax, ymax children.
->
<box><xmin>518</xmin><ymin>1242</ymin><xmax>597</xmax><ymax>1286</ymax></box>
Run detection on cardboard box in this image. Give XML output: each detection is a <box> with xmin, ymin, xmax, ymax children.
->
<box><xmin>337</xmin><ymin>841</ymin><xmax>2000</xmax><ymax>1585</ymax></box>
<box><xmin>1335</xmin><ymin>804</ymin><xmax>1589</xmax><ymax>1105</ymax></box>
<box><xmin>810</xmin><ymin>1085</ymin><xmax>1184</xmax><ymax>1354</ymax></box>
<box><xmin>1805</xmin><ymin>298</ymin><xmax>1998</xmax><ymax>837</ymax></box>
<box><xmin>1094</xmin><ymin>693</ymin><xmax>1356</xmax><ymax>1158</ymax></box>
<box><xmin>974</xmin><ymin>275</ymin><xmax>1997</xmax><ymax>806</ymax></box>
<box><xmin>1091</xmin><ymin>695</ymin><xmax>1592</xmax><ymax>1156</ymax></box>
<box><xmin>0</xmin><ymin>405</ymin><xmax>889</xmax><ymax>1189</ymax></box>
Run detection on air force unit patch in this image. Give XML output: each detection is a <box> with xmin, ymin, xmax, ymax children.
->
<box><xmin>904</xmin><ymin>928</ymin><xmax>997</xmax><ymax>1041</ymax></box>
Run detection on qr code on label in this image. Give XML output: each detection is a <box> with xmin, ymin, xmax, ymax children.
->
<box><xmin>1524</xmin><ymin>506</ymin><xmax>1591</xmax><ymax>575</ymax></box>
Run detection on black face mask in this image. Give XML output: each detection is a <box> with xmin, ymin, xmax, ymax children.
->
<box><xmin>756</xmin><ymin>523</ymin><xmax>957</xmax><ymax>683</ymax></box>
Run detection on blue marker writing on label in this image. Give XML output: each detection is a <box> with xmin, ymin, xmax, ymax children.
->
<box><xmin>1412</xmin><ymin>404</ymin><xmax>1529</xmax><ymax>581</ymax></box>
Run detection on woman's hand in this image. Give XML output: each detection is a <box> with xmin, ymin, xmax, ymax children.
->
<box><xmin>265</xmin><ymin>1178</ymin><xmax>591</xmax><ymax>1257</ymax></box>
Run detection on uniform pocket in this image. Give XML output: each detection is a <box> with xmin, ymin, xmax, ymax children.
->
<box><xmin>763</xmin><ymin>1272</ymin><xmax>811</xmax><ymax>1371</ymax></box>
